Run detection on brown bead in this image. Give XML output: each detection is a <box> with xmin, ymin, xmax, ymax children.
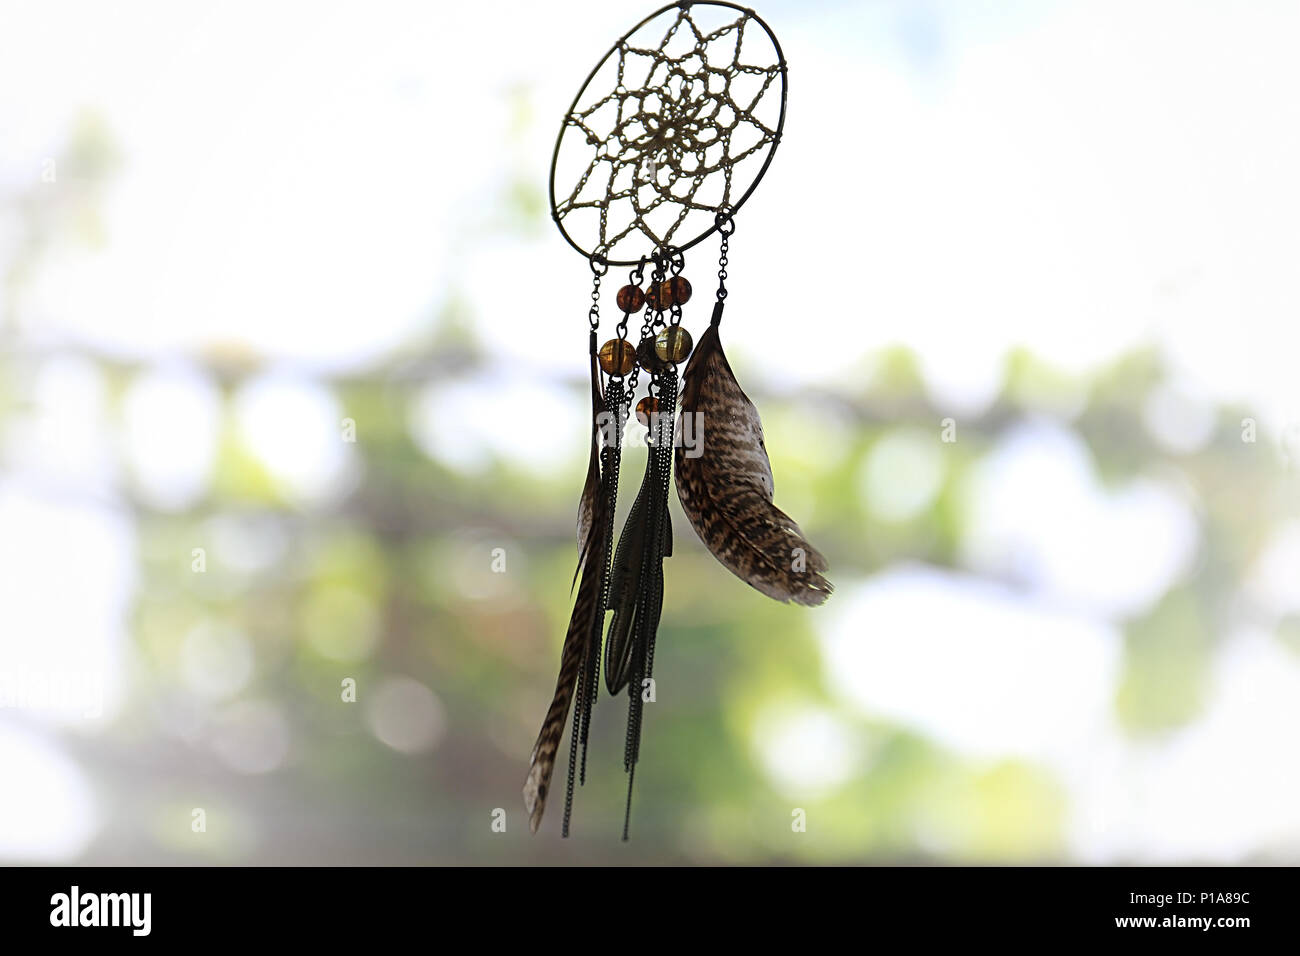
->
<box><xmin>598</xmin><ymin>338</ymin><xmax>636</xmax><ymax>375</ymax></box>
<box><xmin>654</xmin><ymin>325</ymin><xmax>693</xmax><ymax>364</ymax></box>
<box><xmin>616</xmin><ymin>284</ymin><xmax>645</xmax><ymax>313</ymax></box>
<box><xmin>635</xmin><ymin>396</ymin><xmax>661</xmax><ymax>427</ymax></box>
<box><xmin>636</xmin><ymin>335</ymin><xmax>670</xmax><ymax>373</ymax></box>
<box><xmin>645</xmin><ymin>283</ymin><xmax>664</xmax><ymax>312</ymax></box>
<box><xmin>657</xmin><ymin>276</ymin><xmax>692</xmax><ymax>307</ymax></box>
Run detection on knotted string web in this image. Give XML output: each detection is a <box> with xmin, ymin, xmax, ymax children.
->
<box><xmin>552</xmin><ymin>2</ymin><xmax>785</xmax><ymax>264</ymax></box>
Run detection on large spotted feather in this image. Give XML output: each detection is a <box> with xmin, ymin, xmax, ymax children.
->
<box><xmin>674</xmin><ymin>322</ymin><xmax>831</xmax><ymax>606</ymax></box>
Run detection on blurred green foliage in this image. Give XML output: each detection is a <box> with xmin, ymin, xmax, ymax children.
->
<box><xmin>2</xmin><ymin>108</ymin><xmax>1295</xmax><ymax>866</ymax></box>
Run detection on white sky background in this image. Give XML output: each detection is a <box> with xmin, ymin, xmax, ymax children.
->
<box><xmin>0</xmin><ymin>0</ymin><xmax>1298</xmax><ymax>861</ymax></box>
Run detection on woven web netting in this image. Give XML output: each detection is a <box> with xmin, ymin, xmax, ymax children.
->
<box><xmin>551</xmin><ymin>2</ymin><xmax>785</xmax><ymax>264</ymax></box>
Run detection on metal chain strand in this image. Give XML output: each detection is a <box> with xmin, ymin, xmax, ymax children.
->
<box><xmin>586</xmin><ymin>379</ymin><xmax>627</xmax><ymax>757</ymax></box>
<box><xmin>715</xmin><ymin>210</ymin><xmax>734</xmax><ymax>302</ymax></box>
<box><xmin>595</xmin><ymin>381</ymin><xmax>627</xmax><ymax>630</ymax></box>
<box><xmin>644</xmin><ymin>369</ymin><xmax>676</xmax><ymax>683</ymax></box>
<box><xmin>651</xmin><ymin>252</ymin><xmax>669</xmax><ymax>333</ymax></box>
<box><xmin>588</xmin><ymin>251</ymin><xmax>608</xmax><ymax>330</ymax></box>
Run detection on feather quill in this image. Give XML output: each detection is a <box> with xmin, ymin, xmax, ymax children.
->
<box><xmin>674</xmin><ymin>319</ymin><xmax>832</xmax><ymax>605</ymax></box>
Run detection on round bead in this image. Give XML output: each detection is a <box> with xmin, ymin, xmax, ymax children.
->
<box><xmin>598</xmin><ymin>338</ymin><xmax>636</xmax><ymax>376</ymax></box>
<box><xmin>655</xmin><ymin>326</ymin><xmax>693</xmax><ymax>364</ymax></box>
<box><xmin>635</xmin><ymin>396</ymin><xmax>661</xmax><ymax>427</ymax></box>
<box><xmin>616</xmin><ymin>284</ymin><xmax>645</xmax><ymax>313</ymax></box>
<box><xmin>636</xmin><ymin>335</ymin><xmax>671</xmax><ymax>373</ymax></box>
<box><xmin>658</xmin><ymin>276</ymin><xmax>692</xmax><ymax>307</ymax></box>
<box><xmin>646</xmin><ymin>282</ymin><xmax>665</xmax><ymax>312</ymax></box>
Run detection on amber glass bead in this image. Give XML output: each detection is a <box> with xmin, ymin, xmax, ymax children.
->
<box><xmin>657</xmin><ymin>276</ymin><xmax>692</xmax><ymax>307</ymax></box>
<box><xmin>598</xmin><ymin>337</ymin><xmax>636</xmax><ymax>375</ymax></box>
<box><xmin>616</xmin><ymin>284</ymin><xmax>645</xmax><ymax>313</ymax></box>
<box><xmin>637</xmin><ymin>335</ymin><xmax>670</xmax><ymax>373</ymax></box>
<box><xmin>635</xmin><ymin>396</ymin><xmax>661</xmax><ymax>427</ymax></box>
<box><xmin>654</xmin><ymin>326</ymin><xmax>693</xmax><ymax>364</ymax></box>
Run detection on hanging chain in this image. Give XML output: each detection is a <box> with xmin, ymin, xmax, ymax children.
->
<box><xmin>668</xmin><ymin>248</ymin><xmax>685</xmax><ymax>329</ymax></box>
<box><xmin>627</xmin><ymin>253</ymin><xmax>667</xmax><ymax>396</ymax></box>
<box><xmin>615</xmin><ymin>257</ymin><xmax>645</xmax><ymax>343</ymax></box>
<box><xmin>588</xmin><ymin>250</ymin><xmax>608</xmax><ymax>331</ymax></box>
<box><xmin>715</xmin><ymin>210</ymin><xmax>733</xmax><ymax>303</ymax></box>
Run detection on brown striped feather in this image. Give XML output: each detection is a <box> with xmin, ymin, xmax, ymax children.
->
<box><xmin>524</xmin><ymin>351</ymin><xmax>609</xmax><ymax>832</ymax></box>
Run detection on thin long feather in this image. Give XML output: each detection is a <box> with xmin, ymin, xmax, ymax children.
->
<box><xmin>674</xmin><ymin>321</ymin><xmax>832</xmax><ymax>605</ymax></box>
<box><xmin>524</xmin><ymin>351</ymin><xmax>609</xmax><ymax>833</ymax></box>
<box><xmin>604</xmin><ymin>473</ymin><xmax>646</xmax><ymax>694</ymax></box>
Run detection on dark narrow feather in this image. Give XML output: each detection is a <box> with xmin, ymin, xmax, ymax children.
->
<box><xmin>604</xmin><ymin>471</ymin><xmax>646</xmax><ymax>694</ymax></box>
<box><xmin>604</xmin><ymin>470</ymin><xmax>670</xmax><ymax>694</ymax></box>
<box><xmin>674</xmin><ymin>321</ymin><xmax>832</xmax><ymax>605</ymax></box>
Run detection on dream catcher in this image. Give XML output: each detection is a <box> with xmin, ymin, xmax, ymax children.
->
<box><xmin>524</xmin><ymin>0</ymin><xmax>831</xmax><ymax>840</ymax></box>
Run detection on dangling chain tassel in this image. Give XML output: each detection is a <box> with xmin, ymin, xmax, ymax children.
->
<box><xmin>618</xmin><ymin>251</ymin><xmax>683</xmax><ymax>840</ymax></box>
<box><xmin>711</xmin><ymin>208</ymin><xmax>731</xmax><ymax>329</ymax></box>
<box><xmin>643</xmin><ymin>369</ymin><xmax>675</xmax><ymax>684</ymax></box>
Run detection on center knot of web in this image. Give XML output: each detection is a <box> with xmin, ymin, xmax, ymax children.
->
<box><xmin>634</xmin><ymin>89</ymin><xmax>705</xmax><ymax>178</ymax></box>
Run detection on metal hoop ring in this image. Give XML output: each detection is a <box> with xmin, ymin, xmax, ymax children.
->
<box><xmin>549</xmin><ymin>1</ymin><xmax>788</xmax><ymax>266</ymax></box>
